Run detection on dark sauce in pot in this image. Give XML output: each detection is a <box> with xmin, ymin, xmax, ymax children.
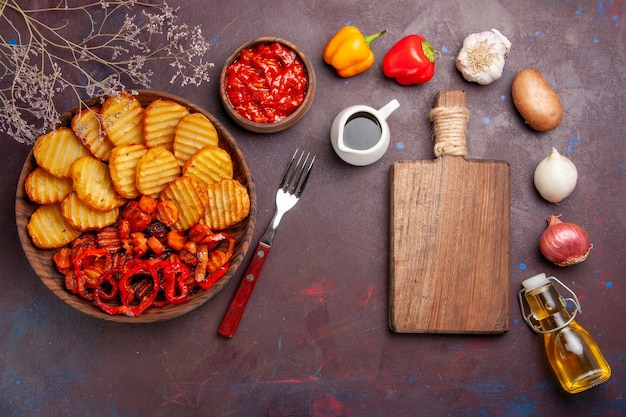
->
<box><xmin>342</xmin><ymin>112</ymin><xmax>382</xmax><ymax>150</ymax></box>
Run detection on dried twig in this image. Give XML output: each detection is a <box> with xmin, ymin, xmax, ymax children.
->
<box><xmin>0</xmin><ymin>0</ymin><xmax>214</xmax><ymax>144</ymax></box>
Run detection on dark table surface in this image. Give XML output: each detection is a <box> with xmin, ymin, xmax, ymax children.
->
<box><xmin>1</xmin><ymin>1</ymin><xmax>624</xmax><ymax>416</ymax></box>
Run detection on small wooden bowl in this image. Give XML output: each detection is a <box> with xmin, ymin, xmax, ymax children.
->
<box><xmin>15</xmin><ymin>90</ymin><xmax>257</xmax><ymax>323</ymax></box>
<box><xmin>219</xmin><ymin>37</ymin><xmax>316</xmax><ymax>133</ymax></box>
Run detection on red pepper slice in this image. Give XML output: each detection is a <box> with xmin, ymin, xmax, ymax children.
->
<box><xmin>93</xmin><ymin>268</ymin><xmax>128</xmax><ymax>316</ymax></box>
<box><xmin>197</xmin><ymin>261</ymin><xmax>231</xmax><ymax>291</ymax></box>
<box><xmin>73</xmin><ymin>247</ymin><xmax>111</xmax><ymax>300</ymax></box>
<box><xmin>116</xmin><ymin>262</ymin><xmax>159</xmax><ymax>317</ymax></box>
<box><xmin>196</xmin><ymin>233</ymin><xmax>236</xmax><ymax>290</ymax></box>
<box><xmin>212</xmin><ymin>233</ymin><xmax>235</xmax><ymax>264</ymax></box>
<box><xmin>205</xmin><ymin>233</ymin><xmax>236</xmax><ymax>274</ymax></box>
<box><xmin>153</xmin><ymin>261</ymin><xmax>191</xmax><ymax>305</ymax></box>
<box><xmin>382</xmin><ymin>34</ymin><xmax>437</xmax><ymax>85</ymax></box>
<box><xmin>96</xmin><ymin>268</ymin><xmax>120</xmax><ymax>301</ymax></box>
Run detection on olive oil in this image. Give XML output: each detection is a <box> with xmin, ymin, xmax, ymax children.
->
<box><xmin>343</xmin><ymin>112</ymin><xmax>382</xmax><ymax>150</ymax></box>
<box><xmin>520</xmin><ymin>273</ymin><xmax>611</xmax><ymax>394</ymax></box>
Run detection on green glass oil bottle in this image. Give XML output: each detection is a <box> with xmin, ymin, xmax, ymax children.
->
<box><xmin>519</xmin><ymin>273</ymin><xmax>611</xmax><ymax>394</ymax></box>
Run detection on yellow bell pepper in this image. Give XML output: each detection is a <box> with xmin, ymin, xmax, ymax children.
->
<box><xmin>323</xmin><ymin>26</ymin><xmax>386</xmax><ymax>78</ymax></box>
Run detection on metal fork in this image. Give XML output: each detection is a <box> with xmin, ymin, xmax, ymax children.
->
<box><xmin>218</xmin><ymin>149</ymin><xmax>315</xmax><ymax>338</ymax></box>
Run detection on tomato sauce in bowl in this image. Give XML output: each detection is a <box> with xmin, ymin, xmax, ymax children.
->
<box><xmin>225</xmin><ymin>42</ymin><xmax>307</xmax><ymax>123</ymax></box>
<box><xmin>220</xmin><ymin>37</ymin><xmax>316</xmax><ymax>133</ymax></box>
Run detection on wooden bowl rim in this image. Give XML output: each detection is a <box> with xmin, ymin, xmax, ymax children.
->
<box><xmin>219</xmin><ymin>36</ymin><xmax>316</xmax><ymax>133</ymax></box>
<box><xmin>15</xmin><ymin>89</ymin><xmax>257</xmax><ymax>324</ymax></box>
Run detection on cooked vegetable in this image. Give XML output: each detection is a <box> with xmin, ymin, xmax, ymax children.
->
<box><xmin>323</xmin><ymin>25</ymin><xmax>386</xmax><ymax>77</ymax></box>
<box><xmin>135</xmin><ymin>147</ymin><xmax>181</xmax><ymax>198</ymax></box>
<box><xmin>72</xmin><ymin>107</ymin><xmax>114</xmax><ymax>161</ymax></box>
<box><xmin>382</xmin><ymin>34</ymin><xmax>437</xmax><ymax>85</ymax></box>
<box><xmin>143</xmin><ymin>99</ymin><xmax>190</xmax><ymax>150</ymax></box>
<box><xmin>455</xmin><ymin>29</ymin><xmax>511</xmax><ymax>85</ymax></box>
<box><xmin>512</xmin><ymin>68</ymin><xmax>562</xmax><ymax>131</ymax></box>
<box><xmin>33</xmin><ymin>127</ymin><xmax>90</xmax><ymax>178</ymax></box>
<box><xmin>109</xmin><ymin>144</ymin><xmax>148</xmax><ymax>199</ymax></box>
<box><xmin>70</xmin><ymin>155</ymin><xmax>126</xmax><ymax>211</ymax></box>
<box><xmin>25</xmin><ymin>167</ymin><xmax>73</xmax><ymax>205</ymax></box>
<box><xmin>27</xmin><ymin>204</ymin><xmax>81</xmax><ymax>249</ymax></box>
<box><xmin>25</xmin><ymin>93</ymin><xmax>252</xmax><ymax>318</ymax></box>
<box><xmin>100</xmin><ymin>92</ymin><xmax>145</xmax><ymax>146</ymax></box>
<box><xmin>173</xmin><ymin>112</ymin><xmax>219</xmax><ymax>166</ymax></box>
<box><xmin>62</xmin><ymin>199</ymin><xmax>237</xmax><ymax>316</ymax></box>
<box><xmin>60</xmin><ymin>192</ymin><xmax>119</xmax><ymax>231</ymax></box>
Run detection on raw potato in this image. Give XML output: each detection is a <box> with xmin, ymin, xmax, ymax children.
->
<box><xmin>511</xmin><ymin>69</ymin><xmax>562</xmax><ymax>132</ymax></box>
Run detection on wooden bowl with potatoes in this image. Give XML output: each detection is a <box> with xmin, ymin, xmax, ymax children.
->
<box><xmin>15</xmin><ymin>90</ymin><xmax>257</xmax><ymax>324</ymax></box>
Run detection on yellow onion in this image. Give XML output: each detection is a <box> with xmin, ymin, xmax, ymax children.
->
<box><xmin>539</xmin><ymin>215</ymin><xmax>592</xmax><ymax>267</ymax></box>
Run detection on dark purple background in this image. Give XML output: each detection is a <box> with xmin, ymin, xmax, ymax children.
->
<box><xmin>1</xmin><ymin>1</ymin><xmax>624</xmax><ymax>416</ymax></box>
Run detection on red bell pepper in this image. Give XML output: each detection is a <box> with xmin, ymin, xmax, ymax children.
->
<box><xmin>197</xmin><ymin>261</ymin><xmax>231</xmax><ymax>291</ymax></box>
<box><xmin>116</xmin><ymin>262</ymin><xmax>159</xmax><ymax>317</ymax></box>
<box><xmin>95</xmin><ymin>268</ymin><xmax>120</xmax><ymax>301</ymax></box>
<box><xmin>73</xmin><ymin>247</ymin><xmax>112</xmax><ymax>300</ymax></box>
<box><xmin>94</xmin><ymin>268</ymin><xmax>129</xmax><ymax>316</ymax></box>
<box><xmin>153</xmin><ymin>261</ymin><xmax>191</xmax><ymax>305</ymax></box>
<box><xmin>382</xmin><ymin>34</ymin><xmax>437</xmax><ymax>85</ymax></box>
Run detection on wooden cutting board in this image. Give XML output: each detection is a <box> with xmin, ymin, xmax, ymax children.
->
<box><xmin>389</xmin><ymin>90</ymin><xmax>510</xmax><ymax>334</ymax></box>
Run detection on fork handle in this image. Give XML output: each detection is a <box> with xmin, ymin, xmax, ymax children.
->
<box><xmin>218</xmin><ymin>241</ymin><xmax>271</xmax><ymax>338</ymax></box>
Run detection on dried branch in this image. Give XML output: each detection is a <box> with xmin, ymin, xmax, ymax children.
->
<box><xmin>0</xmin><ymin>0</ymin><xmax>214</xmax><ymax>144</ymax></box>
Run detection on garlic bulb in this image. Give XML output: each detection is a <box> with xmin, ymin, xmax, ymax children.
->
<box><xmin>534</xmin><ymin>148</ymin><xmax>578</xmax><ymax>203</ymax></box>
<box><xmin>456</xmin><ymin>29</ymin><xmax>511</xmax><ymax>85</ymax></box>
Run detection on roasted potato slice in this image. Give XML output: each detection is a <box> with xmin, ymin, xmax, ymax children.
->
<box><xmin>182</xmin><ymin>145</ymin><xmax>233</xmax><ymax>185</ymax></box>
<box><xmin>72</xmin><ymin>107</ymin><xmax>114</xmax><ymax>161</ymax></box>
<box><xmin>61</xmin><ymin>192</ymin><xmax>119</xmax><ymax>231</ymax></box>
<box><xmin>143</xmin><ymin>99</ymin><xmax>190</xmax><ymax>151</ymax></box>
<box><xmin>108</xmin><ymin>144</ymin><xmax>148</xmax><ymax>199</ymax></box>
<box><xmin>71</xmin><ymin>155</ymin><xmax>126</xmax><ymax>211</ymax></box>
<box><xmin>25</xmin><ymin>167</ymin><xmax>74</xmax><ymax>204</ymax></box>
<box><xmin>160</xmin><ymin>176</ymin><xmax>209</xmax><ymax>230</ymax></box>
<box><xmin>202</xmin><ymin>179</ymin><xmax>250</xmax><ymax>230</ymax></box>
<box><xmin>27</xmin><ymin>203</ymin><xmax>81</xmax><ymax>249</ymax></box>
<box><xmin>101</xmin><ymin>92</ymin><xmax>144</xmax><ymax>146</ymax></box>
<box><xmin>33</xmin><ymin>127</ymin><xmax>90</xmax><ymax>178</ymax></box>
<box><xmin>135</xmin><ymin>147</ymin><xmax>181</xmax><ymax>197</ymax></box>
<box><xmin>173</xmin><ymin>113</ymin><xmax>219</xmax><ymax>166</ymax></box>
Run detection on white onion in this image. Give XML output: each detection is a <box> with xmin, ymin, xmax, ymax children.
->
<box><xmin>533</xmin><ymin>148</ymin><xmax>578</xmax><ymax>203</ymax></box>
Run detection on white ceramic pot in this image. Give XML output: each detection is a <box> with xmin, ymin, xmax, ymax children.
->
<box><xmin>331</xmin><ymin>99</ymin><xmax>400</xmax><ymax>166</ymax></box>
